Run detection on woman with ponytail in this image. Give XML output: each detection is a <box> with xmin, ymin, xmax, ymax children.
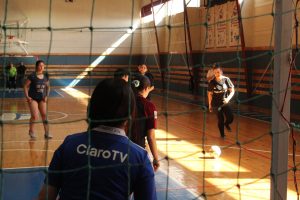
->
<box><xmin>131</xmin><ymin>75</ymin><xmax>160</xmax><ymax>172</ymax></box>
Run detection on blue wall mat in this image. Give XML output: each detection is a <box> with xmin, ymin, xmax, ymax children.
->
<box><xmin>1</xmin><ymin>55</ymin><xmax>143</xmax><ymax>66</ymax></box>
<box><xmin>0</xmin><ymin>168</ymin><xmax>198</xmax><ymax>200</ymax></box>
<box><xmin>0</xmin><ymin>57</ymin><xmax>37</xmax><ymax>65</ymax></box>
<box><xmin>0</xmin><ymin>168</ymin><xmax>45</xmax><ymax>200</ymax></box>
<box><xmin>0</xmin><ymin>90</ymin><xmax>61</xmax><ymax>98</ymax></box>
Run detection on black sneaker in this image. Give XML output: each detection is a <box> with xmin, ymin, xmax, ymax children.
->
<box><xmin>225</xmin><ymin>124</ymin><xmax>232</xmax><ymax>132</ymax></box>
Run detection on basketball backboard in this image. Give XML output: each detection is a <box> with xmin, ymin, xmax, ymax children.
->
<box><xmin>0</xmin><ymin>18</ymin><xmax>29</xmax><ymax>55</ymax></box>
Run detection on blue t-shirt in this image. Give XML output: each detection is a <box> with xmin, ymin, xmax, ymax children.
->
<box><xmin>28</xmin><ymin>72</ymin><xmax>49</xmax><ymax>100</ymax></box>
<box><xmin>47</xmin><ymin>126</ymin><xmax>157</xmax><ymax>200</ymax></box>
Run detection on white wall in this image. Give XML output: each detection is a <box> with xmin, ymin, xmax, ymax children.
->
<box><xmin>139</xmin><ymin>0</ymin><xmax>280</xmax><ymax>53</ymax></box>
<box><xmin>0</xmin><ymin>0</ymin><xmax>142</xmax><ymax>55</ymax></box>
<box><xmin>140</xmin><ymin>0</ymin><xmax>202</xmax><ymax>54</ymax></box>
<box><xmin>0</xmin><ymin>0</ymin><xmax>290</xmax><ymax>55</ymax></box>
<box><xmin>244</xmin><ymin>0</ymin><xmax>274</xmax><ymax>48</ymax></box>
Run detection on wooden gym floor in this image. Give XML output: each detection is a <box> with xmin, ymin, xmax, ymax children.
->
<box><xmin>0</xmin><ymin>87</ymin><xmax>299</xmax><ymax>200</ymax></box>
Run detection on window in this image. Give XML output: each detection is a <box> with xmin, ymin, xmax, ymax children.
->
<box><xmin>141</xmin><ymin>0</ymin><xmax>201</xmax><ymax>24</ymax></box>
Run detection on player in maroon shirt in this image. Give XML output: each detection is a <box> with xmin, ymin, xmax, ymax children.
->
<box><xmin>131</xmin><ymin>75</ymin><xmax>160</xmax><ymax>171</ymax></box>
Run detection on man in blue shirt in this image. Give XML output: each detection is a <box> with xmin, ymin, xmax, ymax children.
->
<box><xmin>38</xmin><ymin>79</ymin><xmax>157</xmax><ymax>200</ymax></box>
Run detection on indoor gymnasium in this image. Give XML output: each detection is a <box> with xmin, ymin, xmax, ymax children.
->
<box><xmin>0</xmin><ymin>0</ymin><xmax>299</xmax><ymax>199</ymax></box>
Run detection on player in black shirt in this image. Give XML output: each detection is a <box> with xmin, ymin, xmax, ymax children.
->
<box><xmin>207</xmin><ymin>65</ymin><xmax>235</xmax><ymax>138</ymax></box>
<box><xmin>136</xmin><ymin>64</ymin><xmax>154</xmax><ymax>100</ymax></box>
<box><xmin>24</xmin><ymin>60</ymin><xmax>51</xmax><ymax>139</ymax></box>
<box><xmin>17</xmin><ymin>62</ymin><xmax>27</xmax><ymax>88</ymax></box>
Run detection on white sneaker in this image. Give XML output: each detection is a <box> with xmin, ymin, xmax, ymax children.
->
<box><xmin>29</xmin><ymin>131</ymin><xmax>36</xmax><ymax>139</ymax></box>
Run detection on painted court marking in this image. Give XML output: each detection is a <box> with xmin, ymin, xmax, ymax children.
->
<box><xmin>0</xmin><ymin>149</ymin><xmax>55</xmax><ymax>153</ymax></box>
<box><xmin>0</xmin><ymin>110</ymin><xmax>68</xmax><ymax>122</ymax></box>
<box><xmin>54</xmin><ymin>88</ymin><xmax>65</xmax><ymax>98</ymax></box>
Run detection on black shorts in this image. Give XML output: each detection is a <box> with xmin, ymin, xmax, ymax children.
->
<box><xmin>31</xmin><ymin>97</ymin><xmax>44</xmax><ymax>103</ymax></box>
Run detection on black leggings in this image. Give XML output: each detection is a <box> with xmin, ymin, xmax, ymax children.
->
<box><xmin>216</xmin><ymin>105</ymin><xmax>234</xmax><ymax>137</ymax></box>
<box><xmin>8</xmin><ymin>77</ymin><xmax>16</xmax><ymax>89</ymax></box>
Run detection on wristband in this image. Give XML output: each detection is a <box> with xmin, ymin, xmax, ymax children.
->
<box><xmin>153</xmin><ymin>159</ymin><xmax>159</xmax><ymax>165</ymax></box>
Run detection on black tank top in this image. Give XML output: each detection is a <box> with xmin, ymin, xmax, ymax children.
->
<box><xmin>28</xmin><ymin>72</ymin><xmax>49</xmax><ymax>100</ymax></box>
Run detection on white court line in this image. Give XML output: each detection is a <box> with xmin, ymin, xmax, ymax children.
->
<box><xmin>2</xmin><ymin>165</ymin><xmax>47</xmax><ymax>170</ymax></box>
<box><xmin>54</xmin><ymin>89</ymin><xmax>65</xmax><ymax>98</ymax></box>
<box><xmin>1</xmin><ymin>110</ymin><xmax>68</xmax><ymax>122</ymax></box>
<box><xmin>66</xmin><ymin>113</ymin><xmax>86</xmax><ymax>116</ymax></box>
<box><xmin>1</xmin><ymin>139</ymin><xmax>64</xmax><ymax>144</ymax></box>
<box><xmin>0</xmin><ymin>148</ymin><xmax>55</xmax><ymax>152</ymax></box>
<box><xmin>48</xmin><ymin>111</ymin><xmax>68</xmax><ymax>121</ymax></box>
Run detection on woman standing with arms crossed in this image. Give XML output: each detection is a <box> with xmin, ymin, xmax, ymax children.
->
<box><xmin>24</xmin><ymin>60</ymin><xmax>52</xmax><ymax>139</ymax></box>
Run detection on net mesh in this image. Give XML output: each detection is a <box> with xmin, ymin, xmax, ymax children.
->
<box><xmin>0</xmin><ymin>0</ymin><xmax>300</xmax><ymax>199</ymax></box>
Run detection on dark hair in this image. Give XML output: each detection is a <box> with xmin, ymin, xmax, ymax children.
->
<box><xmin>35</xmin><ymin>60</ymin><xmax>44</xmax><ymax>71</ymax></box>
<box><xmin>131</xmin><ymin>75</ymin><xmax>151</xmax><ymax>93</ymax></box>
<box><xmin>212</xmin><ymin>63</ymin><xmax>221</xmax><ymax>70</ymax></box>
<box><xmin>114</xmin><ymin>68</ymin><xmax>130</xmax><ymax>79</ymax></box>
<box><xmin>137</xmin><ymin>64</ymin><xmax>150</xmax><ymax>72</ymax></box>
<box><xmin>87</xmin><ymin>78</ymin><xmax>135</xmax><ymax>129</ymax></box>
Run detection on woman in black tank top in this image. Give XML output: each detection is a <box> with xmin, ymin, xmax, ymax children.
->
<box><xmin>24</xmin><ymin>60</ymin><xmax>52</xmax><ymax>139</ymax></box>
